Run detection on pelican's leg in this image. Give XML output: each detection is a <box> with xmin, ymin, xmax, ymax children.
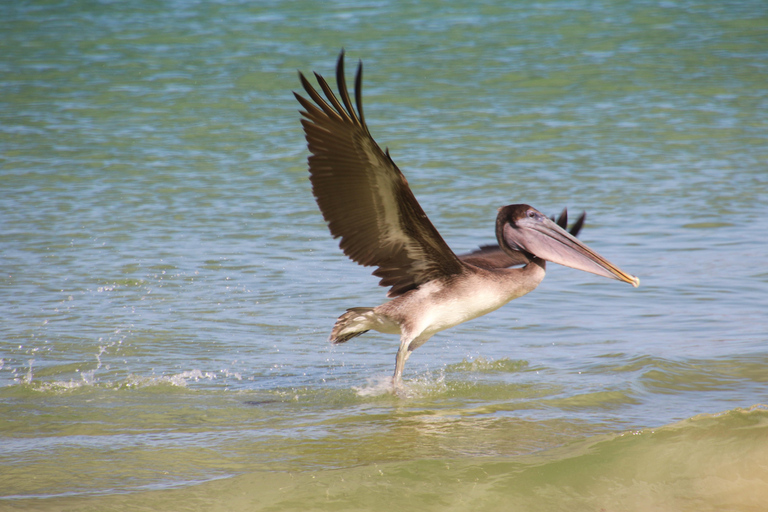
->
<box><xmin>392</xmin><ymin>336</ymin><xmax>412</xmax><ymax>390</ymax></box>
<box><xmin>392</xmin><ymin>332</ymin><xmax>431</xmax><ymax>391</ymax></box>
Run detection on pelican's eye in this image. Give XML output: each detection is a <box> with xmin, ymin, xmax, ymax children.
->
<box><xmin>525</xmin><ymin>209</ymin><xmax>546</xmax><ymax>223</ymax></box>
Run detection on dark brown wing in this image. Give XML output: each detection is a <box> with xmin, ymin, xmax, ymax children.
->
<box><xmin>295</xmin><ymin>51</ymin><xmax>464</xmax><ymax>297</ymax></box>
<box><xmin>458</xmin><ymin>209</ymin><xmax>586</xmax><ymax>269</ymax></box>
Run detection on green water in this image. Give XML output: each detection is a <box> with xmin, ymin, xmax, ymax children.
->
<box><xmin>2</xmin><ymin>0</ymin><xmax>767</xmax><ymax>510</ymax></box>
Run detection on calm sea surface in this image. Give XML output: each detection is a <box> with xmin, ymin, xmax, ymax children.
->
<box><xmin>2</xmin><ymin>1</ymin><xmax>767</xmax><ymax>510</ymax></box>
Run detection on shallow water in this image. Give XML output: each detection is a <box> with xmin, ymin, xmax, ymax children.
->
<box><xmin>2</xmin><ymin>0</ymin><xmax>768</xmax><ymax>510</ymax></box>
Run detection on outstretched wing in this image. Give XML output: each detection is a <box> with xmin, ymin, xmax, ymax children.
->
<box><xmin>295</xmin><ymin>51</ymin><xmax>464</xmax><ymax>297</ymax></box>
<box><xmin>458</xmin><ymin>209</ymin><xmax>586</xmax><ymax>270</ymax></box>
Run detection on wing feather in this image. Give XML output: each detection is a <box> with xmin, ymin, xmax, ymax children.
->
<box><xmin>296</xmin><ymin>51</ymin><xmax>464</xmax><ymax>297</ymax></box>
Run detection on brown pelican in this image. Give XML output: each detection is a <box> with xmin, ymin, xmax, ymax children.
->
<box><xmin>295</xmin><ymin>52</ymin><xmax>639</xmax><ymax>389</ymax></box>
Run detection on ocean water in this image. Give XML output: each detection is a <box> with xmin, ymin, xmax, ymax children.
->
<box><xmin>2</xmin><ymin>0</ymin><xmax>767</xmax><ymax>510</ymax></box>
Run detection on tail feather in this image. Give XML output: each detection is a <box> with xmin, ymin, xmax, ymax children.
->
<box><xmin>330</xmin><ymin>307</ymin><xmax>374</xmax><ymax>344</ymax></box>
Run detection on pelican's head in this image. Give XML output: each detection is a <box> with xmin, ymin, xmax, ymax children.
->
<box><xmin>496</xmin><ymin>204</ymin><xmax>639</xmax><ymax>287</ymax></box>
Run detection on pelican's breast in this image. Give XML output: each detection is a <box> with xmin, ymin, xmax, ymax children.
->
<box><xmin>413</xmin><ymin>266</ymin><xmax>545</xmax><ymax>336</ymax></box>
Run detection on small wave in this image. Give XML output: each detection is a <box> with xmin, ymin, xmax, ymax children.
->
<box><xmin>16</xmin><ymin>369</ymin><xmax>242</xmax><ymax>395</ymax></box>
<box><xmin>445</xmin><ymin>357</ymin><xmax>529</xmax><ymax>374</ymax></box>
<box><xmin>122</xmin><ymin>370</ymin><xmax>219</xmax><ymax>388</ymax></box>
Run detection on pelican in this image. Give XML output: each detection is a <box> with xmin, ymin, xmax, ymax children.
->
<box><xmin>295</xmin><ymin>52</ymin><xmax>639</xmax><ymax>389</ymax></box>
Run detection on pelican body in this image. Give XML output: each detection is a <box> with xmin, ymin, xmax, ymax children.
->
<box><xmin>295</xmin><ymin>52</ymin><xmax>638</xmax><ymax>389</ymax></box>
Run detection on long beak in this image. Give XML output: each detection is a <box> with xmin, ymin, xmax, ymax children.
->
<box><xmin>504</xmin><ymin>216</ymin><xmax>639</xmax><ymax>287</ymax></box>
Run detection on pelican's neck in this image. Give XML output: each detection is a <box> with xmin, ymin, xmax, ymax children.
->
<box><xmin>524</xmin><ymin>256</ymin><xmax>546</xmax><ymax>284</ymax></box>
<box><xmin>501</xmin><ymin>257</ymin><xmax>546</xmax><ymax>299</ymax></box>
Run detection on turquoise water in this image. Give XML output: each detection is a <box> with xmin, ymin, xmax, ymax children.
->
<box><xmin>2</xmin><ymin>0</ymin><xmax>767</xmax><ymax>510</ymax></box>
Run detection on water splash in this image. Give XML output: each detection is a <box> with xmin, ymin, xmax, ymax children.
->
<box><xmin>354</xmin><ymin>371</ymin><xmax>448</xmax><ymax>398</ymax></box>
